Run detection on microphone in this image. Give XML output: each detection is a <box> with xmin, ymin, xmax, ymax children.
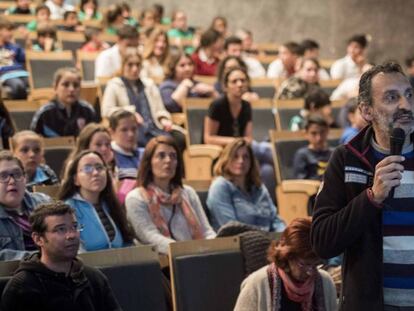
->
<box><xmin>389</xmin><ymin>127</ymin><xmax>405</xmax><ymax>198</ymax></box>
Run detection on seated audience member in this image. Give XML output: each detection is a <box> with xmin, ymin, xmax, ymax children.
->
<box><xmin>207</xmin><ymin>138</ymin><xmax>285</xmax><ymax>232</ymax></box>
<box><xmin>0</xmin><ymin>95</ymin><xmax>15</xmax><ymax>149</ymax></box>
<box><xmin>45</xmin><ymin>0</ymin><xmax>74</xmax><ymax>20</ymax></box>
<box><xmin>31</xmin><ymin>23</ymin><xmax>61</xmax><ymax>51</ymax></box>
<box><xmin>95</xmin><ymin>25</ymin><xmax>139</xmax><ymax>79</ymax></box>
<box><xmin>5</xmin><ymin>0</ymin><xmax>34</xmax><ymax>15</ymax></box>
<box><xmin>300</xmin><ymin>39</ymin><xmax>330</xmax><ymax>80</ymax></box>
<box><xmin>0</xmin><ymin>151</ymin><xmax>51</xmax><ymax>261</ymax></box>
<box><xmin>191</xmin><ymin>29</ymin><xmax>224</xmax><ymax>76</ymax></box>
<box><xmin>267</xmin><ymin>41</ymin><xmax>302</xmax><ymax>79</ymax></box>
<box><xmin>289</xmin><ymin>89</ymin><xmax>336</xmax><ymax>131</ymax></box>
<box><xmin>204</xmin><ymin>66</ymin><xmax>276</xmax><ymax>201</ymax></box>
<box><xmin>215</xmin><ymin>56</ymin><xmax>259</xmax><ymax>102</ymax></box>
<box><xmin>141</xmin><ymin>28</ymin><xmax>170</xmax><ymax>80</ymax></box>
<box><xmin>276</xmin><ymin>57</ymin><xmax>321</xmax><ymax>100</ymax></box>
<box><xmin>108</xmin><ymin>109</ymin><xmax>143</xmax><ymax>180</ymax></box>
<box><xmin>234</xmin><ymin>217</ymin><xmax>337</xmax><ymax>311</ymax></box>
<box><xmin>330</xmin><ymin>34</ymin><xmax>369</xmax><ymax>80</ymax></box>
<box><xmin>167</xmin><ymin>10</ymin><xmax>194</xmax><ymax>51</ymax></box>
<box><xmin>339</xmin><ymin>98</ymin><xmax>368</xmax><ymax>144</ymax></box>
<box><xmin>78</xmin><ymin>0</ymin><xmax>102</xmax><ymax>22</ymax></box>
<box><xmin>139</xmin><ymin>8</ymin><xmax>157</xmax><ymax>30</ymax></box>
<box><xmin>293</xmin><ymin>116</ymin><xmax>333</xmax><ymax>180</ymax></box>
<box><xmin>406</xmin><ymin>56</ymin><xmax>414</xmax><ymax>88</ymax></box>
<box><xmin>103</xmin><ymin>4</ymin><xmax>125</xmax><ymax>35</ymax></box>
<box><xmin>26</xmin><ymin>4</ymin><xmax>51</xmax><ymax>32</ymax></box>
<box><xmin>160</xmin><ymin>51</ymin><xmax>216</xmax><ymax>113</ymax></box>
<box><xmin>209</xmin><ymin>16</ymin><xmax>229</xmax><ymax>38</ymax></box>
<box><xmin>58</xmin><ymin>10</ymin><xmax>84</xmax><ymax>32</ymax></box>
<box><xmin>80</xmin><ymin>27</ymin><xmax>110</xmax><ymax>52</ymax></box>
<box><xmin>1</xmin><ymin>202</ymin><xmax>122</xmax><ymax>310</ymax></box>
<box><xmin>12</xmin><ymin>131</ymin><xmax>59</xmax><ymax>190</ymax></box>
<box><xmin>120</xmin><ymin>2</ymin><xmax>139</xmax><ymax>28</ymax></box>
<box><xmin>223</xmin><ymin>36</ymin><xmax>266</xmax><ymax>78</ymax></box>
<box><xmin>152</xmin><ymin>3</ymin><xmax>169</xmax><ymax>25</ymax></box>
<box><xmin>125</xmin><ymin>136</ymin><xmax>216</xmax><ymax>254</ymax></box>
<box><xmin>0</xmin><ymin>18</ymin><xmax>29</xmax><ymax>100</ymax></box>
<box><xmin>102</xmin><ymin>50</ymin><xmax>186</xmax><ymax>150</ymax></box>
<box><xmin>59</xmin><ymin>151</ymin><xmax>135</xmax><ymax>251</ymax></box>
<box><xmin>31</xmin><ymin>67</ymin><xmax>96</xmax><ymax>137</ymax></box>
<box><xmin>235</xmin><ymin>28</ymin><xmax>259</xmax><ymax>56</ymax></box>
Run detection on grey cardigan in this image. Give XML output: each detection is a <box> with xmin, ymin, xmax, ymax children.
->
<box><xmin>125</xmin><ymin>185</ymin><xmax>216</xmax><ymax>254</ymax></box>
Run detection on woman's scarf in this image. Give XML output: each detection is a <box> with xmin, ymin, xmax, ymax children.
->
<box><xmin>267</xmin><ymin>262</ymin><xmax>325</xmax><ymax>311</ymax></box>
<box><xmin>143</xmin><ymin>184</ymin><xmax>204</xmax><ymax>240</ymax></box>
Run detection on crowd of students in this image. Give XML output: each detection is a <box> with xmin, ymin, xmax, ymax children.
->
<box><xmin>2</xmin><ymin>1</ymin><xmax>414</xmax><ymax>308</ymax></box>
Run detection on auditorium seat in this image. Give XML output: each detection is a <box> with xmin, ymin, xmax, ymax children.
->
<box><xmin>77</xmin><ymin>51</ymin><xmax>99</xmax><ymax>82</ymax></box>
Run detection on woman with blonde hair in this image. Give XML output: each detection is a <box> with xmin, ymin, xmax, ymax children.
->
<box><xmin>141</xmin><ymin>28</ymin><xmax>170</xmax><ymax>80</ymax></box>
<box><xmin>207</xmin><ymin>138</ymin><xmax>285</xmax><ymax>232</ymax></box>
<box><xmin>234</xmin><ymin>218</ymin><xmax>337</xmax><ymax>311</ymax></box>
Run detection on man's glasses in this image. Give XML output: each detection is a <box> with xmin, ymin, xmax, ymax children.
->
<box><xmin>49</xmin><ymin>223</ymin><xmax>84</xmax><ymax>236</ymax></box>
<box><xmin>78</xmin><ymin>163</ymin><xmax>106</xmax><ymax>175</ymax></box>
<box><xmin>0</xmin><ymin>170</ymin><xmax>24</xmax><ymax>183</ymax></box>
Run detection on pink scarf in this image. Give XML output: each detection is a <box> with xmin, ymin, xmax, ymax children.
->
<box><xmin>143</xmin><ymin>184</ymin><xmax>204</xmax><ymax>240</ymax></box>
<box><xmin>277</xmin><ymin>267</ymin><xmax>315</xmax><ymax>311</ymax></box>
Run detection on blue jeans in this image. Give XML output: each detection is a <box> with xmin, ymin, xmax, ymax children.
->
<box><xmin>251</xmin><ymin>140</ymin><xmax>276</xmax><ymax>203</ymax></box>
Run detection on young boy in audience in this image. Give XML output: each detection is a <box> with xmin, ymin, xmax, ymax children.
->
<box><xmin>339</xmin><ymin>98</ymin><xmax>368</xmax><ymax>144</ymax></box>
<box><xmin>289</xmin><ymin>89</ymin><xmax>336</xmax><ymax>131</ymax></box>
<box><xmin>26</xmin><ymin>4</ymin><xmax>51</xmax><ymax>32</ymax></box>
<box><xmin>405</xmin><ymin>56</ymin><xmax>414</xmax><ymax>88</ymax></box>
<box><xmin>109</xmin><ymin>109</ymin><xmax>144</xmax><ymax>180</ymax></box>
<box><xmin>267</xmin><ymin>41</ymin><xmax>302</xmax><ymax>79</ymax></box>
<box><xmin>0</xmin><ymin>18</ymin><xmax>29</xmax><ymax>99</ymax></box>
<box><xmin>293</xmin><ymin>115</ymin><xmax>333</xmax><ymax>180</ymax></box>
<box><xmin>11</xmin><ymin>131</ymin><xmax>59</xmax><ymax>191</ymax></box>
<box><xmin>5</xmin><ymin>0</ymin><xmax>34</xmax><ymax>15</ymax></box>
<box><xmin>32</xmin><ymin>23</ymin><xmax>61</xmax><ymax>51</ymax></box>
<box><xmin>58</xmin><ymin>10</ymin><xmax>84</xmax><ymax>32</ymax></box>
<box><xmin>300</xmin><ymin>39</ymin><xmax>330</xmax><ymax>80</ymax></box>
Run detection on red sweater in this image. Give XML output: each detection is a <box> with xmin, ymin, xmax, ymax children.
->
<box><xmin>191</xmin><ymin>51</ymin><xmax>218</xmax><ymax>76</ymax></box>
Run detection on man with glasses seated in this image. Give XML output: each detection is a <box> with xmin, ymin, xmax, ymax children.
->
<box><xmin>0</xmin><ymin>151</ymin><xmax>51</xmax><ymax>261</ymax></box>
<box><xmin>1</xmin><ymin>202</ymin><xmax>122</xmax><ymax>310</ymax></box>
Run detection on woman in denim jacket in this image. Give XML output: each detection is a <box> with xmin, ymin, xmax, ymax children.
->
<box><xmin>207</xmin><ymin>139</ymin><xmax>285</xmax><ymax>232</ymax></box>
<box><xmin>59</xmin><ymin>150</ymin><xmax>135</xmax><ymax>251</ymax></box>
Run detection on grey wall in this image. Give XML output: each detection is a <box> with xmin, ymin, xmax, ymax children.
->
<box><xmin>110</xmin><ymin>0</ymin><xmax>414</xmax><ymax>65</ymax></box>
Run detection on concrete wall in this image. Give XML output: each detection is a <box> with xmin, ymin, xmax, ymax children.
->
<box><xmin>110</xmin><ymin>0</ymin><xmax>414</xmax><ymax>65</ymax></box>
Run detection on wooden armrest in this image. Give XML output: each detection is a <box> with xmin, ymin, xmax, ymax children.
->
<box><xmin>186</xmin><ymin>144</ymin><xmax>222</xmax><ymax>158</ymax></box>
<box><xmin>280</xmin><ymin>180</ymin><xmax>321</xmax><ymax>195</ymax></box>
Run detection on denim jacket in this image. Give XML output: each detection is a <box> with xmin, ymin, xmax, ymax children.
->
<box><xmin>0</xmin><ymin>191</ymin><xmax>51</xmax><ymax>261</ymax></box>
<box><xmin>65</xmin><ymin>194</ymin><xmax>125</xmax><ymax>252</ymax></box>
<box><xmin>207</xmin><ymin>176</ymin><xmax>286</xmax><ymax>232</ymax></box>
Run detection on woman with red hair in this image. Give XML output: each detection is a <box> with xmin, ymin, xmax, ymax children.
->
<box><xmin>234</xmin><ymin>217</ymin><xmax>337</xmax><ymax>311</ymax></box>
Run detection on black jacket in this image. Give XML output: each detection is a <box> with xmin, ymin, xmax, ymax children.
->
<box><xmin>311</xmin><ymin>126</ymin><xmax>385</xmax><ymax>310</ymax></box>
<box><xmin>1</xmin><ymin>253</ymin><xmax>122</xmax><ymax>311</ymax></box>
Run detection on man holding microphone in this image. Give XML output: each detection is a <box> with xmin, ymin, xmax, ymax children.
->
<box><xmin>312</xmin><ymin>62</ymin><xmax>414</xmax><ymax>310</ymax></box>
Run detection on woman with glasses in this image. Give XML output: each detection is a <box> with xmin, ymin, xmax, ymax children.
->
<box><xmin>234</xmin><ymin>218</ymin><xmax>337</xmax><ymax>311</ymax></box>
<box><xmin>102</xmin><ymin>49</ymin><xmax>186</xmax><ymax>151</ymax></box>
<box><xmin>59</xmin><ymin>150</ymin><xmax>135</xmax><ymax>251</ymax></box>
<box><xmin>0</xmin><ymin>151</ymin><xmax>51</xmax><ymax>260</ymax></box>
<box><xmin>125</xmin><ymin>136</ymin><xmax>215</xmax><ymax>254</ymax></box>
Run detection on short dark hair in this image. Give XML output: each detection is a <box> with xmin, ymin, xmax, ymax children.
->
<box><xmin>137</xmin><ymin>136</ymin><xmax>184</xmax><ymax>188</ymax></box>
<box><xmin>108</xmin><ymin>109</ymin><xmax>136</xmax><ymax>130</ymax></box>
<box><xmin>0</xmin><ymin>150</ymin><xmax>24</xmax><ymax>173</ymax></box>
<box><xmin>358</xmin><ymin>62</ymin><xmax>405</xmax><ymax>107</ymax></box>
<box><xmin>30</xmin><ymin>202</ymin><xmax>75</xmax><ymax>235</ymax></box>
<box><xmin>117</xmin><ymin>25</ymin><xmax>139</xmax><ymax>40</ymax></box>
<box><xmin>304</xmin><ymin>89</ymin><xmax>330</xmax><ymax>111</ymax></box>
<box><xmin>224</xmin><ymin>36</ymin><xmax>242</xmax><ymax>50</ymax></box>
<box><xmin>282</xmin><ymin>41</ymin><xmax>303</xmax><ymax>56</ymax></box>
<box><xmin>35</xmin><ymin>4</ymin><xmax>50</xmax><ymax>15</ymax></box>
<box><xmin>304</xmin><ymin>114</ymin><xmax>329</xmax><ymax>130</ymax></box>
<box><xmin>200</xmin><ymin>29</ymin><xmax>222</xmax><ymax>48</ymax></box>
<box><xmin>406</xmin><ymin>56</ymin><xmax>414</xmax><ymax>68</ymax></box>
<box><xmin>347</xmin><ymin>34</ymin><xmax>368</xmax><ymax>49</ymax></box>
<box><xmin>300</xmin><ymin>39</ymin><xmax>319</xmax><ymax>51</ymax></box>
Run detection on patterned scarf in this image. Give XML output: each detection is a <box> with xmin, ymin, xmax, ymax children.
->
<box><xmin>142</xmin><ymin>184</ymin><xmax>204</xmax><ymax>239</ymax></box>
<box><xmin>267</xmin><ymin>262</ymin><xmax>325</xmax><ymax>311</ymax></box>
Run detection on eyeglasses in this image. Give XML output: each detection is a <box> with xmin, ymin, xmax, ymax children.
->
<box><xmin>0</xmin><ymin>170</ymin><xmax>24</xmax><ymax>183</ymax></box>
<box><xmin>49</xmin><ymin>223</ymin><xmax>84</xmax><ymax>236</ymax></box>
<box><xmin>154</xmin><ymin>152</ymin><xmax>177</xmax><ymax>161</ymax></box>
<box><xmin>295</xmin><ymin>260</ymin><xmax>319</xmax><ymax>273</ymax></box>
<box><xmin>78</xmin><ymin>163</ymin><xmax>106</xmax><ymax>175</ymax></box>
